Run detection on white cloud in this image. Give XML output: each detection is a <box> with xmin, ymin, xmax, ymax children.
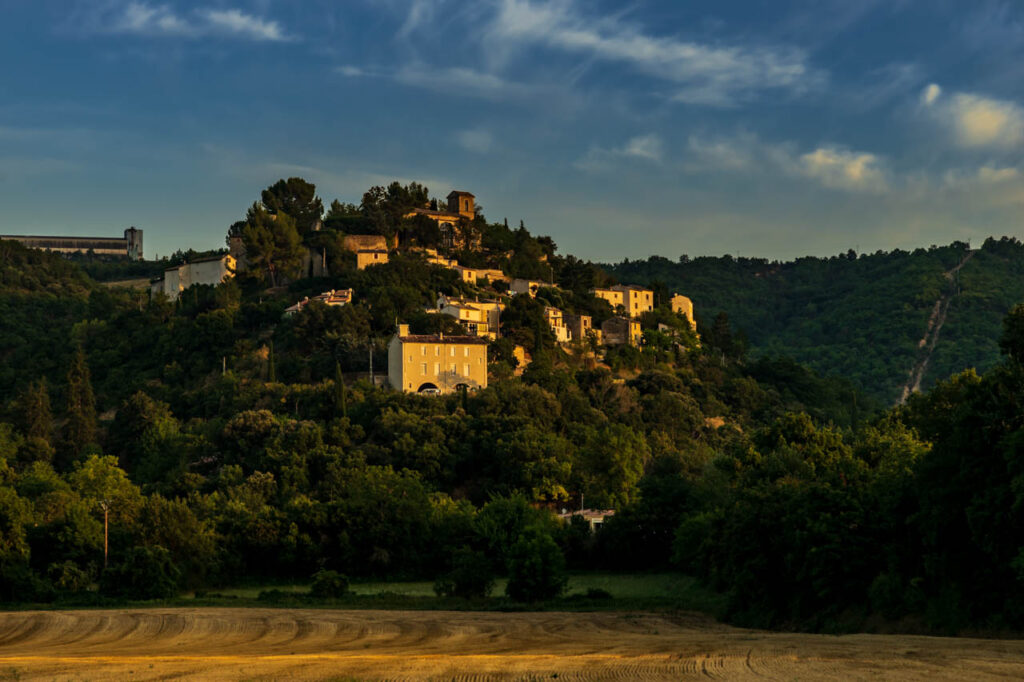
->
<box><xmin>922</xmin><ymin>84</ymin><xmax>1024</xmax><ymax>148</ymax></box>
<box><xmin>200</xmin><ymin>9</ymin><xmax>288</xmax><ymax>42</ymax></box>
<box><xmin>485</xmin><ymin>0</ymin><xmax>821</xmax><ymax>106</ymax></box>
<box><xmin>687</xmin><ymin>133</ymin><xmax>758</xmax><ymax>171</ymax></box>
<box><xmin>685</xmin><ymin>132</ymin><xmax>889</xmax><ymax>193</ymax></box>
<box><xmin>85</xmin><ymin>2</ymin><xmax>292</xmax><ymax>42</ymax></box>
<box><xmin>944</xmin><ymin>165</ymin><xmax>1021</xmax><ymax>187</ymax></box>
<box><xmin>978</xmin><ymin>165</ymin><xmax>1020</xmax><ymax>182</ymax></box>
<box><xmin>575</xmin><ymin>134</ymin><xmax>664</xmax><ymax>172</ymax></box>
<box><xmin>921</xmin><ymin>82</ymin><xmax>941</xmax><ymax>106</ymax></box>
<box><xmin>337</xmin><ymin>65</ymin><xmax>369</xmax><ymax>77</ymax></box>
<box><xmin>798</xmin><ymin>147</ymin><xmax>888</xmax><ymax>193</ymax></box>
<box><xmin>456</xmin><ymin>129</ymin><xmax>494</xmax><ymax>154</ymax></box>
<box><xmin>393</xmin><ymin>64</ymin><xmax>539</xmax><ymax>101</ymax></box>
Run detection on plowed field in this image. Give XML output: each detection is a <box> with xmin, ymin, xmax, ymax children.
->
<box><xmin>0</xmin><ymin>608</ymin><xmax>1020</xmax><ymax>680</ymax></box>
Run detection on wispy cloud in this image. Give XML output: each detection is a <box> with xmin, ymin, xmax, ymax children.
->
<box><xmin>337</xmin><ymin>62</ymin><xmax>552</xmax><ymax>102</ymax></box>
<box><xmin>456</xmin><ymin>129</ymin><xmax>494</xmax><ymax>154</ymax></box>
<box><xmin>921</xmin><ymin>83</ymin><xmax>1024</xmax><ymax>148</ymax></box>
<box><xmin>575</xmin><ymin>134</ymin><xmax>664</xmax><ymax>172</ymax></box>
<box><xmin>79</xmin><ymin>2</ymin><xmax>293</xmax><ymax>42</ymax></box>
<box><xmin>484</xmin><ymin>0</ymin><xmax>822</xmax><ymax>106</ymax></box>
<box><xmin>686</xmin><ymin>132</ymin><xmax>889</xmax><ymax>193</ymax></box>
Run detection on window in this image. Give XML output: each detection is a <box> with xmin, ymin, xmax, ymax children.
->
<box><xmin>421</xmin><ymin>363</ymin><xmax>427</xmax><ymax>374</ymax></box>
<box><xmin>450</xmin><ymin>347</ymin><xmax>455</xmax><ymax>357</ymax></box>
<box><xmin>434</xmin><ymin>346</ymin><xmax>439</xmax><ymax>356</ymax></box>
<box><xmin>464</xmin><ymin>363</ymin><xmax>470</xmax><ymax>376</ymax></box>
<box><xmin>421</xmin><ymin>346</ymin><xmax>426</xmax><ymax>355</ymax></box>
<box><xmin>464</xmin><ymin>347</ymin><xmax>469</xmax><ymax>357</ymax></box>
<box><xmin>434</xmin><ymin>362</ymin><xmax>439</xmax><ymax>375</ymax></box>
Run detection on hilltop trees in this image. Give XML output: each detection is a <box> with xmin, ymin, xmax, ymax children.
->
<box><xmin>241</xmin><ymin>204</ymin><xmax>303</xmax><ymax>287</ymax></box>
<box><xmin>261</xmin><ymin>178</ymin><xmax>324</xmax><ymax>236</ymax></box>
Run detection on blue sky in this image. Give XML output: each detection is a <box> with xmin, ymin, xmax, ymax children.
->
<box><xmin>1</xmin><ymin>0</ymin><xmax>1022</xmax><ymax>261</ymax></box>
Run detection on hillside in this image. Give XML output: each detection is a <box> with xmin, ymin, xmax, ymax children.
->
<box><xmin>3</xmin><ymin>179</ymin><xmax>1024</xmax><ymax>633</ymax></box>
<box><xmin>607</xmin><ymin>238</ymin><xmax>1024</xmax><ymax>403</ymax></box>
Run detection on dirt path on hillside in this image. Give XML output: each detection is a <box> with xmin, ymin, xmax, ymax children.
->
<box><xmin>899</xmin><ymin>250</ymin><xmax>976</xmax><ymax>404</ymax></box>
<box><xmin>0</xmin><ymin>608</ymin><xmax>1021</xmax><ymax>680</ymax></box>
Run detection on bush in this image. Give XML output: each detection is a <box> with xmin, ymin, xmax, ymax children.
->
<box><xmin>505</xmin><ymin>530</ymin><xmax>568</xmax><ymax>602</ymax></box>
<box><xmin>434</xmin><ymin>547</ymin><xmax>495</xmax><ymax>599</ymax></box>
<box><xmin>310</xmin><ymin>569</ymin><xmax>349</xmax><ymax>599</ymax></box>
<box><xmin>47</xmin><ymin>561</ymin><xmax>91</xmax><ymax>594</ymax></box>
<box><xmin>585</xmin><ymin>587</ymin><xmax>612</xmax><ymax>599</ymax></box>
<box><xmin>100</xmin><ymin>546</ymin><xmax>181</xmax><ymax>600</ymax></box>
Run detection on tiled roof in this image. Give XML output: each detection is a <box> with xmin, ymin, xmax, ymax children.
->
<box><xmin>398</xmin><ymin>334</ymin><xmax>488</xmax><ymax>344</ymax></box>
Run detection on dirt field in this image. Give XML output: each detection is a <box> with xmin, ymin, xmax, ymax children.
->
<box><xmin>0</xmin><ymin>608</ymin><xmax>1021</xmax><ymax>681</ymax></box>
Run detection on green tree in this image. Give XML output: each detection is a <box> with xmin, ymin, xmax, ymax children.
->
<box><xmin>505</xmin><ymin>529</ymin><xmax>568</xmax><ymax>602</ymax></box>
<box><xmin>433</xmin><ymin>546</ymin><xmax>494</xmax><ymax>599</ymax></box>
<box><xmin>64</xmin><ymin>347</ymin><xmax>97</xmax><ymax>459</ymax></box>
<box><xmin>100</xmin><ymin>545</ymin><xmax>181</xmax><ymax>599</ymax></box>
<box><xmin>261</xmin><ymin>178</ymin><xmax>324</xmax><ymax>236</ymax></box>
<box><xmin>18</xmin><ymin>379</ymin><xmax>53</xmax><ymax>443</ymax></box>
<box><xmin>242</xmin><ymin>204</ymin><xmax>304</xmax><ymax>286</ymax></box>
<box><xmin>999</xmin><ymin>303</ymin><xmax>1024</xmax><ymax>364</ymax></box>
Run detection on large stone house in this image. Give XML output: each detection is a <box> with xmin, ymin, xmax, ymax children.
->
<box><xmin>151</xmin><ymin>254</ymin><xmax>235</xmax><ymax>301</ymax></box>
<box><xmin>343</xmin><ymin>235</ymin><xmax>390</xmax><ymax>270</ymax></box>
<box><xmin>435</xmin><ymin>295</ymin><xmax>504</xmax><ymax>339</ymax></box>
<box><xmin>388</xmin><ymin>324</ymin><xmax>488</xmax><ymax>394</ymax></box>
<box><xmin>592</xmin><ymin>284</ymin><xmax>654</xmax><ymax>318</ymax></box>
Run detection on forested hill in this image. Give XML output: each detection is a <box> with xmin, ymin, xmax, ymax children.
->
<box><xmin>607</xmin><ymin>237</ymin><xmax>1024</xmax><ymax>404</ymax></box>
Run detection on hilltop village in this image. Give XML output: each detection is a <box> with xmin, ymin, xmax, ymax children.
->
<box><xmin>6</xmin><ymin>176</ymin><xmax>1024</xmax><ymax>633</ymax></box>
<box><xmin>135</xmin><ymin>183</ymin><xmax>698</xmax><ymax>396</ymax></box>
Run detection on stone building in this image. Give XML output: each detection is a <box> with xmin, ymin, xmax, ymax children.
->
<box><xmin>405</xmin><ymin>190</ymin><xmax>481</xmax><ymax>250</ymax></box>
<box><xmin>601</xmin><ymin>316</ymin><xmax>643</xmax><ymax>347</ymax></box>
<box><xmin>670</xmin><ymin>293</ymin><xmax>695</xmax><ymax>328</ymax></box>
<box><xmin>152</xmin><ymin>254</ymin><xmax>235</xmax><ymax>301</ymax></box>
<box><xmin>388</xmin><ymin>324</ymin><xmax>488</xmax><ymax>394</ymax></box>
<box><xmin>435</xmin><ymin>295</ymin><xmax>504</xmax><ymax>339</ymax></box>
<box><xmin>592</xmin><ymin>284</ymin><xmax>654</xmax><ymax>318</ymax></box>
<box><xmin>1</xmin><ymin>227</ymin><xmax>143</xmax><ymax>260</ymax></box>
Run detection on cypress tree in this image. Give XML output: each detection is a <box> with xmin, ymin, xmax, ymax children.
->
<box><xmin>334</xmin><ymin>361</ymin><xmax>347</xmax><ymax>417</ymax></box>
<box><xmin>267</xmin><ymin>341</ymin><xmax>277</xmax><ymax>383</ymax></box>
<box><xmin>65</xmin><ymin>347</ymin><xmax>97</xmax><ymax>455</ymax></box>
<box><xmin>20</xmin><ymin>378</ymin><xmax>53</xmax><ymax>442</ymax></box>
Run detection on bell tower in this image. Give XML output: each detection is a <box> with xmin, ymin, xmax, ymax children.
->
<box><xmin>446</xmin><ymin>191</ymin><xmax>475</xmax><ymax>219</ymax></box>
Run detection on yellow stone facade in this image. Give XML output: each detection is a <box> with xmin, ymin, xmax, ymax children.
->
<box><xmin>388</xmin><ymin>324</ymin><xmax>488</xmax><ymax>394</ymax></box>
<box><xmin>592</xmin><ymin>285</ymin><xmax>654</xmax><ymax>318</ymax></box>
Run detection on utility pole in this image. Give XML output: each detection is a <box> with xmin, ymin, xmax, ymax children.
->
<box><xmin>100</xmin><ymin>500</ymin><xmax>110</xmax><ymax>569</ymax></box>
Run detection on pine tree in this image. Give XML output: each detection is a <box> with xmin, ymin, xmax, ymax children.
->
<box><xmin>65</xmin><ymin>347</ymin><xmax>97</xmax><ymax>455</ymax></box>
<box><xmin>19</xmin><ymin>378</ymin><xmax>53</xmax><ymax>442</ymax></box>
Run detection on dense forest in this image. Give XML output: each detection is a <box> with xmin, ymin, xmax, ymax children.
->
<box><xmin>608</xmin><ymin>237</ymin><xmax>1024</xmax><ymax>404</ymax></box>
<box><xmin>1</xmin><ymin>179</ymin><xmax>1023</xmax><ymax>633</ymax></box>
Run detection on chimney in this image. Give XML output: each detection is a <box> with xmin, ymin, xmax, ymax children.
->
<box><xmin>398</xmin><ymin>324</ymin><xmax>409</xmax><ymax>337</ymax></box>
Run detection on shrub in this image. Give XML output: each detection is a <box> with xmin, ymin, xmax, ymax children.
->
<box><xmin>585</xmin><ymin>587</ymin><xmax>612</xmax><ymax>599</ymax></box>
<box><xmin>310</xmin><ymin>569</ymin><xmax>349</xmax><ymax>599</ymax></box>
<box><xmin>47</xmin><ymin>561</ymin><xmax>91</xmax><ymax>594</ymax></box>
<box><xmin>505</xmin><ymin>530</ymin><xmax>568</xmax><ymax>602</ymax></box>
<box><xmin>434</xmin><ymin>547</ymin><xmax>495</xmax><ymax>599</ymax></box>
<box><xmin>100</xmin><ymin>546</ymin><xmax>181</xmax><ymax>600</ymax></box>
